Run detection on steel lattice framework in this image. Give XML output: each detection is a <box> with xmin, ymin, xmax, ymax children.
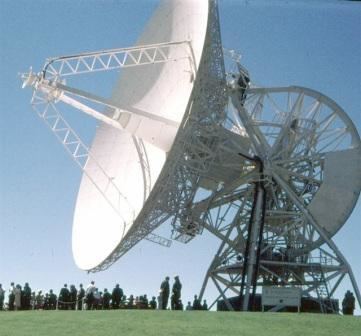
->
<box><xmin>43</xmin><ymin>41</ymin><xmax>195</xmax><ymax>79</ymax></box>
<box><xmin>22</xmin><ymin>41</ymin><xmax>196</xmax><ymax>249</ymax></box>
<box><xmin>195</xmin><ymin>83</ymin><xmax>361</xmax><ymax>312</ymax></box>
<box><xmin>22</xmin><ymin>0</ymin><xmax>360</xmax><ymax>312</ymax></box>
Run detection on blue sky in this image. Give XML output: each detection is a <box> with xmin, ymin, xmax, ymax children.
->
<box><xmin>0</xmin><ymin>0</ymin><xmax>360</xmax><ymax>313</ymax></box>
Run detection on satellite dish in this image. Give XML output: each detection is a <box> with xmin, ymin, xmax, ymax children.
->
<box><xmin>22</xmin><ymin>0</ymin><xmax>360</xmax><ymax>312</ymax></box>
<box><xmin>72</xmin><ymin>0</ymin><xmax>209</xmax><ymax>270</ymax></box>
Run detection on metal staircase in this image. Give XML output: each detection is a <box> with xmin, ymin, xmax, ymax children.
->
<box><xmin>309</xmin><ymin>261</ymin><xmax>337</xmax><ymax>313</ymax></box>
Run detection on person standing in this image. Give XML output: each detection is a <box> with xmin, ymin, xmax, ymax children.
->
<box><xmin>48</xmin><ymin>290</ymin><xmax>57</xmax><ymax>310</ymax></box>
<box><xmin>160</xmin><ymin>276</ymin><xmax>170</xmax><ymax>310</ymax></box>
<box><xmin>14</xmin><ymin>285</ymin><xmax>22</xmax><ymax>311</ymax></box>
<box><xmin>149</xmin><ymin>296</ymin><xmax>157</xmax><ymax>309</ymax></box>
<box><xmin>69</xmin><ymin>285</ymin><xmax>77</xmax><ymax>310</ymax></box>
<box><xmin>171</xmin><ymin>276</ymin><xmax>182</xmax><ymax>310</ymax></box>
<box><xmin>35</xmin><ymin>290</ymin><xmax>44</xmax><ymax>310</ymax></box>
<box><xmin>128</xmin><ymin>294</ymin><xmax>134</xmax><ymax>308</ymax></box>
<box><xmin>349</xmin><ymin>292</ymin><xmax>356</xmax><ymax>315</ymax></box>
<box><xmin>342</xmin><ymin>290</ymin><xmax>356</xmax><ymax>315</ymax></box>
<box><xmin>102</xmin><ymin>289</ymin><xmax>111</xmax><ymax>310</ymax></box>
<box><xmin>30</xmin><ymin>291</ymin><xmax>36</xmax><ymax>310</ymax></box>
<box><xmin>23</xmin><ymin>283</ymin><xmax>32</xmax><ymax>310</ymax></box>
<box><xmin>143</xmin><ymin>294</ymin><xmax>149</xmax><ymax>309</ymax></box>
<box><xmin>85</xmin><ymin>281</ymin><xmax>96</xmax><ymax>310</ymax></box>
<box><xmin>157</xmin><ymin>290</ymin><xmax>162</xmax><ymax>310</ymax></box>
<box><xmin>8</xmin><ymin>282</ymin><xmax>15</xmax><ymax>311</ymax></box>
<box><xmin>59</xmin><ymin>284</ymin><xmax>70</xmax><ymax>310</ymax></box>
<box><xmin>77</xmin><ymin>284</ymin><xmax>85</xmax><ymax>310</ymax></box>
<box><xmin>43</xmin><ymin>293</ymin><xmax>50</xmax><ymax>310</ymax></box>
<box><xmin>111</xmin><ymin>284</ymin><xmax>123</xmax><ymax>309</ymax></box>
<box><xmin>192</xmin><ymin>294</ymin><xmax>201</xmax><ymax>310</ymax></box>
<box><xmin>0</xmin><ymin>284</ymin><xmax>5</xmax><ymax>310</ymax></box>
<box><xmin>93</xmin><ymin>288</ymin><xmax>101</xmax><ymax>309</ymax></box>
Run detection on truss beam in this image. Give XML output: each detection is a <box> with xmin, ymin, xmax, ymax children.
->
<box><xmin>30</xmin><ymin>90</ymin><xmax>171</xmax><ymax>249</ymax></box>
<box><xmin>42</xmin><ymin>41</ymin><xmax>195</xmax><ymax>79</ymax></box>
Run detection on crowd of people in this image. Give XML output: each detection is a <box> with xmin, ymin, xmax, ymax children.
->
<box><xmin>0</xmin><ymin>276</ymin><xmax>208</xmax><ymax>312</ymax></box>
<box><xmin>1</xmin><ymin>280</ymin><xmax>355</xmax><ymax>315</ymax></box>
<box><xmin>158</xmin><ymin>276</ymin><xmax>208</xmax><ymax>311</ymax></box>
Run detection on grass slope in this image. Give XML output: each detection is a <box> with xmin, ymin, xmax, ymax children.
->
<box><xmin>0</xmin><ymin>310</ymin><xmax>359</xmax><ymax>336</ymax></box>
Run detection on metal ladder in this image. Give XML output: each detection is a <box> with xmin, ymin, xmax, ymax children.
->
<box><xmin>311</xmin><ymin>264</ymin><xmax>336</xmax><ymax>313</ymax></box>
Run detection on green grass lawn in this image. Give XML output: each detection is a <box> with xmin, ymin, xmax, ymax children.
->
<box><xmin>0</xmin><ymin>310</ymin><xmax>359</xmax><ymax>336</ymax></box>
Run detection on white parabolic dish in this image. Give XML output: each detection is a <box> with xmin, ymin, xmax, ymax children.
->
<box><xmin>72</xmin><ymin>0</ymin><xmax>209</xmax><ymax>270</ymax></box>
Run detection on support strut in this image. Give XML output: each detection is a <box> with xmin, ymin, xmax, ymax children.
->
<box><xmin>238</xmin><ymin>155</ymin><xmax>266</xmax><ymax>311</ymax></box>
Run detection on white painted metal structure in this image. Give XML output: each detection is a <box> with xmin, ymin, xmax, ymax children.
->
<box><xmin>197</xmin><ymin>79</ymin><xmax>361</xmax><ymax>312</ymax></box>
<box><xmin>23</xmin><ymin>0</ymin><xmax>209</xmax><ymax>271</ymax></box>
<box><xmin>72</xmin><ymin>0</ymin><xmax>209</xmax><ymax>271</ymax></box>
<box><xmin>22</xmin><ymin>0</ymin><xmax>360</xmax><ymax>312</ymax></box>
